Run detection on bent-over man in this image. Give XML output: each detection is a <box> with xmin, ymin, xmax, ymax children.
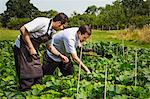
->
<box><xmin>42</xmin><ymin>25</ymin><xmax>92</xmax><ymax>76</ymax></box>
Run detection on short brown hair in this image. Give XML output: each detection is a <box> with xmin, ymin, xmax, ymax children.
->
<box><xmin>78</xmin><ymin>25</ymin><xmax>91</xmax><ymax>35</ymax></box>
<box><xmin>53</xmin><ymin>13</ymin><xmax>69</xmax><ymax>24</ymax></box>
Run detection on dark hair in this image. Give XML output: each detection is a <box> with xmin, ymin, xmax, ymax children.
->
<box><xmin>78</xmin><ymin>25</ymin><xmax>91</xmax><ymax>35</ymax></box>
<box><xmin>53</xmin><ymin>13</ymin><xmax>69</xmax><ymax>24</ymax></box>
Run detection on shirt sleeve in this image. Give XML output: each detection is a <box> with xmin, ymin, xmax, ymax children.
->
<box><xmin>24</xmin><ymin>17</ymin><xmax>45</xmax><ymax>32</ymax></box>
<box><xmin>63</xmin><ymin>37</ymin><xmax>77</xmax><ymax>54</ymax></box>
<box><xmin>46</xmin><ymin>35</ymin><xmax>55</xmax><ymax>45</ymax></box>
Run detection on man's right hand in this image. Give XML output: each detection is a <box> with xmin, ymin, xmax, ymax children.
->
<box><xmin>29</xmin><ymin>47</ymin><xmax>37</xmax><ymax>55</ymax></box>
<box><xmin>20</xmin><ymin>26</ymin><xmax>37</xmax><ymax>56</ymax></box>
<box><xmin>86</xmin><ymin>69</ymin><xmax>91</xmax><ymax>74</ymax></box>
<box><xmin>59</xmin><ymin>54</ymin><xmax>69</xmax><ymax>63</ymax></box>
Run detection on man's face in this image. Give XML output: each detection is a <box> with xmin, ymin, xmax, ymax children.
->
<box><xmin>53</xmin><ymin>21</ymin><xmax>67</xmax><ymax>30</ymax></box>
<box><xmin>79</xmin><ymin>33</ymin><xmax>90</xmax><ymax>43</ymax></box>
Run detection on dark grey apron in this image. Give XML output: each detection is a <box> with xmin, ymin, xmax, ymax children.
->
<box><xmin>19</xmin><ymin>20</ymin><xmax>52</xmax><ymax>79</ymax></box>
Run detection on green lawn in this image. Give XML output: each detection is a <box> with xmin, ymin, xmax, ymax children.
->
<box><xmin>0</xmin><ymin>28</ymin><xmax>20</xmax><ymax>41</ymax></box>
<box><xmin>0</xmin><ymin>28</ymin><xmax>149</xmax><ymax>48</ymax></box>
<box><xmin>91</xmin><ymin>30</ymin><xmax>150</xmax><ymax>48</ymax></box>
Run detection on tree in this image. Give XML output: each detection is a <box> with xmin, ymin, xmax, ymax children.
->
<box><xmin>85</xmin><ymin>5</ymin><xmax>98</xmax><ymax>15</ymax></box>
<box><xmin>5</xmin><ymin>0</ymin><xmax>39</xmax><ymax>18</ymax></box>
<box><xmin>122</xmin><ymin>0</ymin><xmax>146</xmax><ymax>18</ymax></box>
<box><xmin>0</xmin><ymin>11</ymin><xmax>10</xmax><ymax>27</ymax></box>
<box><xmin>1</xmin><ymin>0</ymin><xmax>39</xmax><ymax>28</ymax></box>
<box><xmin>111</xmin><ymin>0</ymin><xmax>126</xmax><ymax>29</ymax></box>
<box><xmin>145</xmin><ymin>0</ymin><xmax>150</xmax><ymax>17</ymax></box>
<box><xmin>32</xmin><ymin>10</ymin><xmax>58</xmax><ymax>18</ymax></box>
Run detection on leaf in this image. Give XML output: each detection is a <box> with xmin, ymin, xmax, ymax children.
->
<box><xmin>31</xmin><ymin>84</ymin><xmax>46</xmax><ymax>95</ymax></box>
<box><xmin>31</xmin><ymin>89</ymin><xmax>39</xmax><ymax>96</ymax></box>
<box><xmin>75</xmin><ymin>92</ymin><xmax>87</xmax><ymax>99</ymax></box>
<box><xmin>44</xmin><ymin>90</ymin><xmax>62</xmax><ymax>97</ymax></box>
<box><xmin>45</xmin><ymin>81</ymin><xmax>52</xmax><ymax>87</ymax></box>
<box><xmin>2</xmin><ymin>76</ymin><xmax>14</xmax><ymax>81</ymax></box>
<box><xmin>31</xmin><ymin>84</ymin><xmax>46</xmax><ymax>91</ymax></box>
<box><xmin>0</xmin><ymin>92</ymin><xmax>4</xmax><ymax>97</ymax></box>
<box><xmin>115</xmin><ymin>85</ymin><xmax>125</xmax><ymax>94</ymax></box>
<box><xmin>145</xmin><ymin>82</ymin><xmax>150</xmax><ymax>90</ymax></box>
<box><xmin>113</xmin><ymin>95</ymin><xmax>128</xmax><ymax>99</ymax></box>
<box><xmin>26</xmin><ymin>95</ymin><xmax>39</xmax><ymax>99</ymax></box>
<box><xmin>108</xmin><ymin>84</ymin><xmax>115</xmax><ymax>92</ymax></box>
<box><xmin>61</xmin><ymin>97</ymin><xmax>72</xmax><ymax>99</ymax></box>
<box><xmin>40</xmin><ymin>94</ymin><xmax>54</xmax><ymax>99</ymax></box>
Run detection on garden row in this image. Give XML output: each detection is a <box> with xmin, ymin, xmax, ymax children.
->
<box><xmin>0</xmin><ymin>40</ymin><xmax>150</xmax><ymax>98</ymax></box>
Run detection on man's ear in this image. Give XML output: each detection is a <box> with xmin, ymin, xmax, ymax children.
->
<box><xmin>77</xmin><ymin>31</ymin><xmax>81</xmax><ymax>35</ymax></box>
<box><xmin>57</xmin><ymin>21</ymin><xmax>61</xmax><ymax>24</ymax></box>
<box><xmin>54</xmin><ymin>21</ymin><xmax>61</xmax><ymax>25</ymax></box>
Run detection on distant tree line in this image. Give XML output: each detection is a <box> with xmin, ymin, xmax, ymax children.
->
<box><xmin>0</xmin><ymin>0</ymin><xmax>149</xmax><ymax>30</ymax></box>
<box><xmin>69</xmin><ymin>0</ymin><xmax>150</xmax><ymax>30</ymax></box>
<box><xmin>0</xmin><ymin>0</ymin><xmax>58</xmax><ymax>29</ymax></box>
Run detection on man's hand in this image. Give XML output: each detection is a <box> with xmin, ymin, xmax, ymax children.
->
<box><xmin>47</xmin><ymin>45</ymin><xmax>69</xmax><ymax>63</ymax></box>
<box><xmin>29</xmin><ymin>47</ymin><xmax>37</xmax><ymax>55</ymax></box>
<box><xmin>86</xmin><ymin>69</ymin><xmax>91</xmax><ymax>74</ymax></box>
<box><xmin>59</xmin><ymin>54</ymin><xmax>69</xmax><ymax>63</ymax></box>
<box><xmin>20</xmin><ymin>26</ymin><xmax>36</xmax><ymax>56</ymax></box>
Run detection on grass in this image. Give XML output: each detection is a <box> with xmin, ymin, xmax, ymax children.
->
<box><xmin>0</xmin><ymin>28</ymin><xmax>19</xmax><ymax>41</ymax></box>
<box><xmin>0</xmin><ymin>28</ymin><xmax>150</xmax><ymax>48</ymax></box>
<box><xmin>90</xmin><ymin>30</ymin><xmax>150</xmax><ymax>48</ymax></box>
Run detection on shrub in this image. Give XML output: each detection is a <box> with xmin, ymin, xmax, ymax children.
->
<box><xmin>130</xmin><ymin>16</ymin><xmax>150</xmax><ymax>28</ymax></box>
<box><xmin>0</xmin><ymin>22</ymin><xmax>2</xmax><ymax>28</ymax></box>
<box><xmin>6</xmin><ymin>18</ymin><xmax>31</xmax><ymax>29</ymax></box>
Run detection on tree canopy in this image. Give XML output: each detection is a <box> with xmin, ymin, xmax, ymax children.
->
<box><xmin>0</xmin><ymin>0</ymin><xmax>149</xmax><ymax>29</ymax></box>
<box><xmin>70</xmin><ymin>0</ymin><xmax>149</xmax><ymax>29</ymax></box>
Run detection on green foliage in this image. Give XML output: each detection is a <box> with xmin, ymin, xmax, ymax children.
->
<box><xmin>85</xmin><ymin>5</ymin><xmax>98</xmax><ymax>15</ymax></box>
<box><xmin>32</xmin><ymin>10</ymin><xmax>58</xmax><ymax>18</ymax></box>
<box><xmin>0</xmin><ymin>0</ymin><xmax>38</xmax><ymax>28</ymax></box>
<box><xmin>0</xmin><ymin>40</ymin><xmax>150</xmax><ymax>98</ymax></box>
<box><xmin>0</xmin><ymin>29</ymin><xmax>19</xmax><ymax>41</ymax></box>
<box><xmin>69</xmin><ymin>0</ymin><xmax>149</xmax><ymax>29</ymax></box>
<box><xmin>0</xmin><ymin>0</ymin><xmax>59</xmax><ymax>29</ymax></box>
<box><xmin>5</xmin><ymin>0</ymin><xmax>39</xmax><ymax>18</ymax></box>
<box><xmin>130</xmin><ymin>16</ymin><xmax>150</xmax><ymax>28</ymax></box>
<box><xmin>0</xmin><ymin>0</ymin><xmax>149</xmax><ymax>29</ymax></box>
<box><xmin>7</xmin><ymin>18</ymin><xmax>30</xmax><ymax>29</ymax></box>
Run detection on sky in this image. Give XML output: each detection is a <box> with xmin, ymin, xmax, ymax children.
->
<box><xmin>0</xmin><ymin>0</ymin><xmax>115</xmax><ymax>16</ymax></box>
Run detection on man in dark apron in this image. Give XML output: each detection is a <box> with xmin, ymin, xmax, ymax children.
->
<box><xmin>13</xmin><ymin>13</ymin><xmax>69</xmax><ymax>91</ymax></box>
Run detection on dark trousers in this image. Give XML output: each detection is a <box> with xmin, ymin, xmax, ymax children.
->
<box><xmin>13</xmin><ymin>45</ymin><xmax>42</xmax><ymax>91</ymax></box>
<box><xmin>42</xmin><ymin>51</ymin><xmax>73</xmax><ymax>76</ymax></box>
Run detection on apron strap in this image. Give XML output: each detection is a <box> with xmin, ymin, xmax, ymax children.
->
<box><xmin>20</xmin><ymin>19</ymin><xmax>53</xmax><ymax>50</ymax></box>
<box><xmin>46</xmin><ymin>19</ymin><xmax>53</xmax><ymax>38</ymax></box>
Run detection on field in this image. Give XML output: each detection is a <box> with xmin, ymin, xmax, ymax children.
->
<box><xmin>91</xmin><ymin>30</ymin><xmax>150</xmax><ymax>48</ymax></box>
<box><xmin>0</xmin><ymin>28</ymin><xmax>150</xmax><ymax>48</ymax></box>
<box><xmin>0</xmin><ymin>28</ymin><xmax>19</xmax><ymax>41</ymax></box>
<box><xmin>0</xmin><ymin>29</ymin><xmax>150</xmax><ymax>98</ymax></box>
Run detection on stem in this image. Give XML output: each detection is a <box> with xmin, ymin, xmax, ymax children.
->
<box><xmin>135</xmin><ymin>49</ymin><xmax>138</xmax><ymax>86</ymax></box>
<box><xmin>104</xmin><ymin>64</ymin><xmax>107</xmax><ymax>99</ymax></box>
<box><xmin>77</xmin><ymin>47</ymin><xmax>83</xmax><ymax>95</ymax></box>
<box><xmin>122</xmin><ymin>39</ymin><xmax>124</xmax><ymax>57</ymax></box>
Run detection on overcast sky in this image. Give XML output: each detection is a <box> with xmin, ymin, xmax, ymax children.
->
<box><xmin>0</xmin><ymin>0</ymin><xmax>115</xmax><ymax>16</ymax></box>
